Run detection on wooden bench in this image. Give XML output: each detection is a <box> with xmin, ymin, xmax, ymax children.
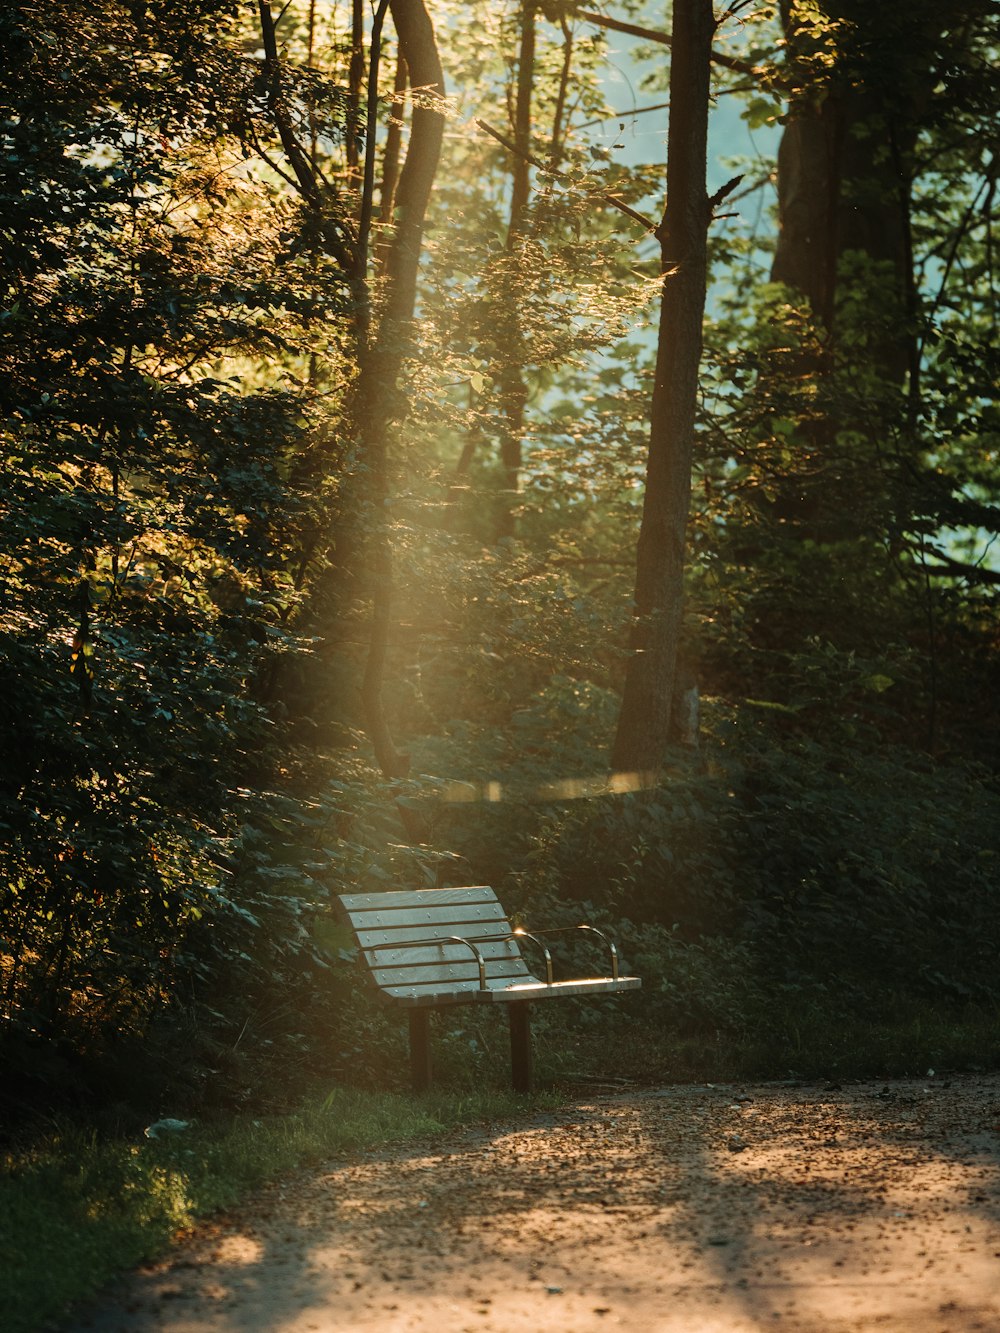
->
<box><xmin>337</xmin><ymin>886</ymin><xmax>640</xmax><ymax>1092</ymax></box>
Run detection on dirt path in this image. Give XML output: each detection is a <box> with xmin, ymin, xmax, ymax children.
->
<box><xmin>68</xmin><ymin>1074</ymin><xmax>1000</xmax><ymax>1332</ymax></box>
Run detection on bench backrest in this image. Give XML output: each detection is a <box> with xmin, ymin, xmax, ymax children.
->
<box><xmin>338</xmin><ymin>886</ymin><xmax>533</xmax><ymax>1001</ymax></box>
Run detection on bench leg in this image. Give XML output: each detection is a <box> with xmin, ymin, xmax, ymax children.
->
<box><xmin>408</xmin><ymin>1010</ymin><xmax>432</xmax><ymax>1092</ymax></box>
<box><xmin>508</xmin><ymin>1002</ymin><xmax>533</xmax><ymax>1093</ymax></box>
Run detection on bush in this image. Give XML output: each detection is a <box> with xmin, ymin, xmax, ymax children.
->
<box><xmin>509</xmin><ymin>707</ymin><xmax>1000</xmax><ymax>1027</ymax></box>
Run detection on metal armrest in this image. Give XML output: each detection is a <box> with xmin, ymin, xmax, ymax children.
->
<box><xmin>512</xmin><ymin>924</ymin><xmax>620</xmax><ymax>982</ymax></box>
<box><xmin>507</xmin><ymin>929</ymin><xmax>554</xmax><ymax>984</ymax></box>
<box><xmin>364</xmin><ymin>935</ymin><xmax>488</xmax><ymax>990</ymax></box>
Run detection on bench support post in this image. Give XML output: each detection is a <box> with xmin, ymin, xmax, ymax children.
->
<box><xmin>508</xmin><ymin>1001</ymin><xmax>533</xmax><ymax>1093</ymax></box>
<box><xmin>408</xmin><ymin>1009</ymin><xmax>432</xmax><ymax>1092</ymax></box>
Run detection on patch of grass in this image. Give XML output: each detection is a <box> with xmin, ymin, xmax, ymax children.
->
<box><xmin>549</xmin><ymin>999</ymin><xmax>1000</xmax><ymax>1086</ymax></box>
<box><xmin>747</xmin><ymin>1001</ymin><xmax>1000</xmax><ymax>1083</ymax></box>
<box><xmin>1</xmin><ymin>1085</ymin><xmax>554</xmax><ymax>1333</ymax></box>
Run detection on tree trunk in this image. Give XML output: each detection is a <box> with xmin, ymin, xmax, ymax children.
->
<box><xmin>356</xmin><ymin>0</ymin><xmax>445</xmax><ymax>777</ymax></box>
<box><xmin>771</xmin><ymin>92</ymin><xmax>915</xmax><ymax>383</ymax></box>
<box><xmin>347</xmin><ymin>0</ymin><xmax>365</xmax><ymax>185</ymax></box>
<box><xmin>378</xmin><ymin>0</ymin><xmax>445</xmax><ymax>327</ymax></box>
<box><xmin>610</xmin><ymin>0</ymin><xmax>715</xmax><ymax>776</ymax></box>
<box><xmin>766</xmin><ymin>0</ymin><xmax>951</xmax><ymax>745</ymax></box>
<box><xmin>377</xmin><ymin>52</ymin><xmax>408</xmax><ymax>236</ymax></box>
<box><xmin>770</xmin><ymin>1</ymin><xmax>943</xmax><ymax>381</ymax></box>
<box><xmin>495</xmin><ymin>1</ymin><xmax>536</xmax><ymax>542</ymax></box>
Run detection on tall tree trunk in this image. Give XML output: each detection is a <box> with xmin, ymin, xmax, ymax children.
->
<box><xmin>770</xmin><ymin>92</ymin><xmax>915</xmax><ymax>382</ymax></box>
<box><xmin>378</xmin><ymin>0</ymin><xmax>444</xmax><ymax>325</ymax></box>
<box><xmin>610</xmin><ymin>0</ymin><xmax>715</xmax><ymax>776</ymax></box>
<box><xmin>356</xmin><ymin>0</ymin><xmax>445</xmax><ymax>777</ymax></box>
<box><xmin>767</xmin><ymin>0</ymin><xmax>951</xmax><ymax>746</ymax></box>
<box><xmin>495</xmin><ymin>1</ymin><xmax>536</xmax><ymax>542</ymax></box>
<box><xmin>508</xmin><ymin>1</ymin><xmax>535</xmax><ymax>235</ymax></box>
<box><xmin>770</xmin><ymin>0</ymin><xmax>943</xmax><ymax>380</ymax></box>
<box><xmin>346</xmin><ymin>0</ymin><xmax>365</xmax><ymax>185</ymax></box>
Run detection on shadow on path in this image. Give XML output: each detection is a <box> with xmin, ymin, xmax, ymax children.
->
<box><xmin>65</xmin><ymin>1073</ymin><xmax>1000</xmax><ymax>1332</ymax></box>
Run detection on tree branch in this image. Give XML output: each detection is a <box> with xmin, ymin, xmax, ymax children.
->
<box><xmin>576</xmin><ymin>8</ymin><xmax>760</xmax><ymax>78</ymax></box>
<box><xmin>708</xmin><ymin>173</ymin><xmax>744</xmax><ymax>210</ymax></box>
<box><xmin>917</xmin><ymin>548</ymin><xmax>1000</xmax><ymax>585</ymax></box>
<box><xmin>577</xmin><ymin>101</ymin><xmax>670</xmax><ymax>131</ymax></box>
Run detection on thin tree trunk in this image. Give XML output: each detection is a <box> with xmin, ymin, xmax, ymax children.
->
<box><xmin>495</xmin><ymin>1</ymin><xmax>536</xmax><ymax>542</ymax></box>
<box><xmin>508</xmin><ymin>1</ymin><xmax>535</xmax><ymax>234</ymax></box>
<box><xmin>355</xmin><ymin>0</ymin><xmax>391</xmax><ymax>294</ymax></box>
<box><xmin>347</xmin><ymin>0</ymin><xmax>365</xmax><ymax>184</ymax></box>
<box><xmin>610</xmin><ymin>0</ymin><xmax>716</xmax><ymax>776</ymax></box>
<box><xmin>549</xmin><ymin>12</ymin><xmax>574</xmax><ymax>169</ymax></box>
<box><xmin>378</xmin><ymin>52</ymin><xmax>408</xmax><ymax>233</ymax></box>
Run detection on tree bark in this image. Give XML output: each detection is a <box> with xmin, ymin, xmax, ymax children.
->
<box><xmin>610</xmin><ymin>0</ymin><xmax>716</xmax><ymax>776</ymax></box>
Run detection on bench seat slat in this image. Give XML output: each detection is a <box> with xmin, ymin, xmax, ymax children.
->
<box><xmin>340</xmin><ymin>887</ymin><xmax>496</xmax><ymax>912</ymax></box>
<box><xmin>360</xmin><ymin>939</ymin><xmax>524</xmax><ymax>969</ymax></box>
<box><xmin>475</xmin><ymin>976</ymin><xmax>642</xmax><ymax>1001</ymax></box>
<box><xmin>354</xmin><ymin>920</ymin><xmax>514</xmax><ymax>950</ymax></box>
<box><xmin>345</xmin><ymin>902</ymin><xmax>510</xmax><ymax>931</ymax></box>
<box><xmin>370</xmin><ymin>960</ymin><xmax>532</xmax><ymax>988</ymax></box>
<box><xmin>381</xmin><ymin>977</ymin><xmax>542</xmax><ymax>1003</ymax></box>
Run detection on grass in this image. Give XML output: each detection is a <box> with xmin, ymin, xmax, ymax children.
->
<box><xmin>554</xmin><ymin>998</ymin><xmax>1000</xmax><ymax>1087</ymax></box>
<box><xmin>0</xmin><ymin>1084</ymin><xmax>555</xmax><ymax>1333</ymax></box>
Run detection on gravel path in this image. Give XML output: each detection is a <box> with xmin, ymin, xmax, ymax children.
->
<box><xmin>69</xmin><ymin>1074</ymin><xmax>1000</xmax><ymax>1332</ymax></box>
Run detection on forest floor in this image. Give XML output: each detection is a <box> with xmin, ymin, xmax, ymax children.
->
<box><xmin>65</xmin><ymin>1073</ymin><xmax>1000</xmax><ymax>1333</ymax></box>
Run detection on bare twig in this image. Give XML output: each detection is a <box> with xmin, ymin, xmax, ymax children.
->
<box><xmin>577</xmin><ymin>101</ymin><xmax>670</xmax><ymax>131</ymax></box>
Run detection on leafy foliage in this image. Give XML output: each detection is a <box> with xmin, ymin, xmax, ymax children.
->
<box><xmin>2</xmin><ymin>0</ymin><xmax>999</xmax><ymax>1127</ymax></box>
<box><xmin>0</xmin><ymin>0</ymin><xmax>349</xmax><ymax>1084</ymax></box>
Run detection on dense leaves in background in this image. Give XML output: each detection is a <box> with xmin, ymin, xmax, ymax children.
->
<box><xmin>0</xmin><ymin>0</ymin><xmax>352</xmax><ymax>1102</ymax></box>
<box><xmin>690</xmin><ymin>0</ymin><xmax>1000</xmax><ymax>757</ymax></box>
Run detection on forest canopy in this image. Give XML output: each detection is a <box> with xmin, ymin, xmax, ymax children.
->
<box><xmin>2</xmin><ymin>0</ymin><xmax>999</xmax><ymax>1113</ymax></box>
